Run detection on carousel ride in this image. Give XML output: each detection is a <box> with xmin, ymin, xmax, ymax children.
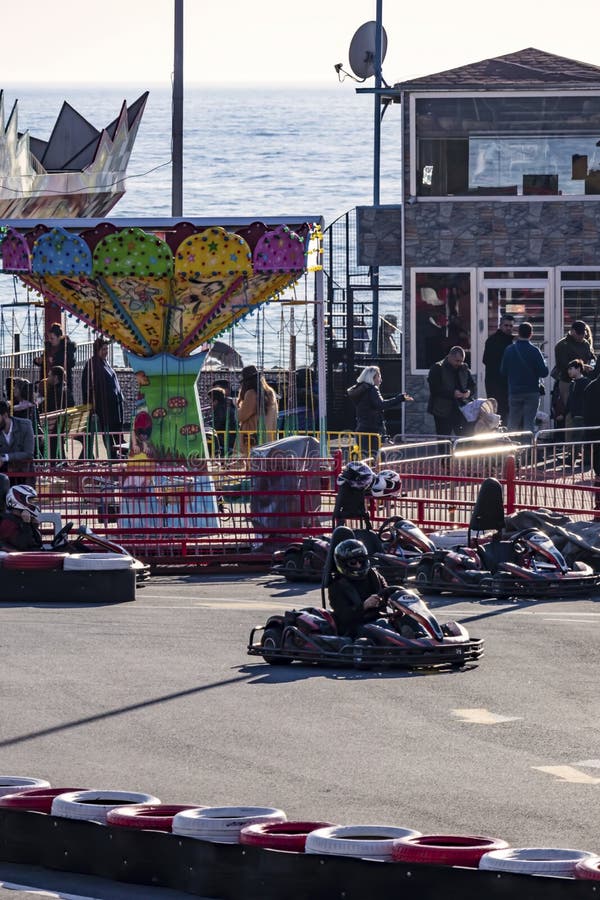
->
<box><xmin>0</xmin><ymin>218</ymin><xmax>320</xmax><ymax>460</ymax></box>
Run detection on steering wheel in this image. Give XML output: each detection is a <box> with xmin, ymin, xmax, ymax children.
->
<box><xmin>51</xmin><ymin>522</ymin><xmax>74</xmax><ymax>549</ymax></box>
<box><xmin>377</xmin><ymin>516</ymin><xmax>405</xmax><ymax>546</ymax></box>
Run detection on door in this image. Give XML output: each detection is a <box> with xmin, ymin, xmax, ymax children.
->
<box><xmin>476</xmin><ymin>275</ymin><xmax>552</xmax><ymax>410</ymax></box>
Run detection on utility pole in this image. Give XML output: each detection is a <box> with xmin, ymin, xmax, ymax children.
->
<box><xmin>172</xmin><ymin>0</ymin><xmax>184</xmax><ymax>217</ymax></box>
<box><xmin>370</xmin><ymin>0</ymin><xmax>383</xmax><ymax>354</ymax></box>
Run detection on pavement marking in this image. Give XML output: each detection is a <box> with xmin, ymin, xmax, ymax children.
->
<box><xmin>451</xmin><ymin>708</ymin><xmax>523</xmax><ymax>724</ymax></box>
<box><xmin>542</xmin><ymin>618</ymin><xmax>600</xmax><ymax>624</ymax></box>
<box><xmin>533</xmin><ymin>765</ymin><xmax>600</xmax><ymax>784</ymax></box>
<box><xmin>575</xmin><ymin>759</ymin><xmax>600</xmax><ymax>768</ymax></box>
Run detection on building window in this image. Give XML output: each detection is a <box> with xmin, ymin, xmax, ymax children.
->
<box><xmin>415</xmin><ymin>94</ymin><xmax>600</xmax><ymax>198</ymax></box>
<box><xmin>413</xmin><ymin>271</ymin><xmax>472</xmax><ymax>371</ymax></box>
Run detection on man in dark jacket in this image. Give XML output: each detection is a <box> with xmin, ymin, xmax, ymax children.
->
<box><xmin>554</xmin><ymin>321</ymin><xmax>596</xmax><ymax>410</ymax></box>
<box><xmin>427</xmin><ymin>346</ymin><xmax>475</xmax><ymax>437</ymax></box>
<box><xmin>0</xmin><ymin>400</ymin><xmax>35</xmax><ymax>485</ymax></box>
<box><xmin>501</xmin><ymin>322</ymin><xmax>548</xmax><ymax>433</ymax></box>
<box><xmin>347</xmin><ymin>365</ymin><xmax>411</xmax><ymax>457</ymax></box>
<box><xmin>482</xmin><ymin>315</ymin><xmax>514</xmax><ymax>423</ymax></box>
<box><xmin>81</xmin><ymin>338</ymin><xmax>124</xmax><ymax>459</ymax></box>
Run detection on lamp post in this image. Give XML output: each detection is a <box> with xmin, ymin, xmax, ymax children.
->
<box><xmin>172</xmin><ymin>0</ymin><xmax>184</xmax><ymax>217</ymax></box>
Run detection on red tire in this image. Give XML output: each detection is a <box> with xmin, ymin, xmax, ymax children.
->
<box><xmin>575</xmin><ymin>857</ymin><xmax>600</xmax><ymax>880</ymax></box>
<box><xmin>392</xmin><ymin>834</ymin><xmax>510</xmax><ymax>867</ymax></box>
<box><xmin>106</xmin><ymin>804</ymin><xmax>200</xmax><ymax>832</ymax></box>
<box><xmin>0</xmin><ymin>788</ymin><xmax>85</xmax><ymax>814</ymax></box>
<box><xmin>240</xmin><ymin>821</ymin><xmax>334</xmax><ymax>853</ymax></box>
<box><xmin>3</xmin><ymin>553</ymin><xmax>64</xmax><ymax>570</ymax></box>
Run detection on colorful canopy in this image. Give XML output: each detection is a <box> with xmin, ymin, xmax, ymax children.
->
<box><xmin>0</xmin><ymin>220</ymin><xmax>312</xmax><ymax>356</ymax></box>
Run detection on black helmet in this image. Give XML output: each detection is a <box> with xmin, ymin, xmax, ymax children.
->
<box><xmin>337</xmin><ymin>461</ymin><xmax>375</xmax><ymax>490</ymax></box>
<box><xmin>333</xmin><ymin>539</ymin><xmax>370</xmax><ymax>579</ymax></box>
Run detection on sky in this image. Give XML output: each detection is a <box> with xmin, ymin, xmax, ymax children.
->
<box><xmin>2</xmin><ymin>0</ymin><xmax>600</xmax><ymax>87</ymax></box>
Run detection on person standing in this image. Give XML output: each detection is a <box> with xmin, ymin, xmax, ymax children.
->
<box><xmin>501</xmin><ymin>322</ymin><xmax>548</xmax><ymax>433</ymax></box>
<box><xmin>236</xmin><ymin>365</ymin><xmax>278</xmax><ymax>456</ymax></box>
<box><xmin>565</xmin><ymin>359</ymin><xmax>590</xmax><ymax>433</ymax></box>
<box><xmin>554</xmin><ymin>321</ymin><xmax>596</xmax><ymax>412</ymax></box>
<box><xmin>583</xmin><ymin>377</ymin><xmax>600</xmax><ymax>510</ymax></box>
<box><xmin>81</xmin><ymin>338</ymin><xmax>124</xmax><ymax>459</ymax></box>
<box><xmin>0</xmin><ymin>399</ymin><xmax>35</xmax><ymax>485</ymax></box>
<box><xmin>347</xmin><ymin>365</ymin><xmax>412</xmax><ymax>457</ymax></box>
<box><xmin>34</xmin><ymin>323</ymin><xmax>77</xmax><ymax>406</ymax></box>
<box><xmin>482</xmin><ymin>315</ymin><xmax>514</xmax><ymax>423</ymax></box>
<box><xmin>208</xmin><ymin>386</ymin><xmax>237</xmax><ymax>457</ymax></box>
<box><xmin>427</xmin><ymin>346</ymin><xmax>475</xmax><ymax>437</ymax></box>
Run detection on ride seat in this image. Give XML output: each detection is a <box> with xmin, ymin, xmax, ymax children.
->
<box><xmin>354</xmin><ymin>528</ymin><xmax>384</xmax><ymax>555</ymax></box>
<box><xmin>477</xmin><ymin>540</ymin><xmax>518</xmax><ymax>571</ymax></box>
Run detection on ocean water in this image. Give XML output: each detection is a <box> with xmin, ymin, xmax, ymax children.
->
<box><xmin>0</xmin><ymin>85</ymin><xmax>402</xmax><ymax>366</ymax></box>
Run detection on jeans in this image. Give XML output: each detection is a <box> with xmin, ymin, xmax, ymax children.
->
<box><xmin>507</xmin><ymin>392</ymin><xmax>540</xmax><ymax>433</ymax></box>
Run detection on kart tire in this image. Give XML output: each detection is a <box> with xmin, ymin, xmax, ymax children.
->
<box><xmin>240</xmin><ymin>821</ymin><xmax>334</xmax><ymax>852</ymax></box>
<box><xmin>0</xmin><ymin>788</ymin><xmax>84</xmax><ymax>813</ymax></box>
<box><xmin>172</xmin><ymin>806</ymin><xmax>287</xmax><ymax>843</ymax></box>
<box><xmin>575</xmin><ymin>857</ymin><xmax>600</xmax><ymax>879</ymax></box>
<box><xmin>479</xmin><ymin>847</ymin><xmax>596</xmax><ymax>876</ymax></box>
<box><xmin>283</xmin><ymin>551</ymin><xmax>302</xmax><ymax>582</ymax></box>
<box><xmin>391</xmin><ymin>834</ymin><xmax>509</xmax><ymax>867</ymax></box>
<box><xmin>415</xmin><ymin>565</ymin><xmax>439</xmax><ymax>594</ymax></box>
<box><xmin>63</xmin><ymin>553</ymin><xmax>133</xmax><ymax>571</ymax></box>
<box><xmin>305</xmin><ymin>825</ymin><xmax>421</xmax><ymax>860</ymax></box>
<box><xmin>3</xmin><ymin>553</ymin><xmax>64</xmax><ymax>571</ymax></box>
<box><xmin>261</xmin><ymin>627</ymin><xmax>293</xmax><ymax>666</ymax></box>
<box><xmin>106</xmin><ymin>804</ymin><xmax>201</xmax><ymax>831</ymax></box>
<box><xmin>0</xmin><ymin>776</ymin><xmax>50</xmax><ymax>798</ymax></box>
<box><xmin>51</xmin><ymin>790</ymin><xmax>161</xmax><ymax>825</ymax></box>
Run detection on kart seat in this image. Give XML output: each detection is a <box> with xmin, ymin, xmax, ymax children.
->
<box><xmin>320</xmin><ymin>525</ymin><xmax>355</xmax><ymax>608</ymax></box>
<box><xmin>469</xmin><ymin>478</ymin><xmax>505</xmax><ymax>536</ymax></box>
<box><xmin>353</xmin><ymin>528</ymin><xmax>384</xmax><ymax>556</ymax></box>
<box><xmin>477</xmin><ymin>539</ymin><xmax>518</xmax><ymax>571</ymax></box>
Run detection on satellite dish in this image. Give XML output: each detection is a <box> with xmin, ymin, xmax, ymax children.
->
<box><xmin>348</xmin><ymin>21</ymin><xmax>388</xmax><ymax>80</ymax></box>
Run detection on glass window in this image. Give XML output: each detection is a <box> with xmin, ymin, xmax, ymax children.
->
<box><xmin>414</xmin><ymin>271</ymin><xmax>472</xmax><ymax>370</ymax></box>
<box><xmin>415</xmin><ymin>95</ymin><xmax>600</xmax><ymax>197</ymax></box>
<box><xmin>562</xmin><ymin>287</ymin><xmax>600</xmax><ymax>352</ymax></box>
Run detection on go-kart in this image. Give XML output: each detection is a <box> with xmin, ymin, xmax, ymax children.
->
<box><xmin>253</xmin><ymin>523</ymin><xmax>483</xmax><ymax>670</ymax></box>
<box><xmin>0</xmin><ymin>518</ymin><xmax>147</xmax><ymax>603</ymax></box>
<box><xmin>247</xmin><ymin>586</ymin><xmax>484</xmax><ymax>670</ymax></box>
<box><xmin>414</xmin><ymin>478</ymin><xmax>600</xmax><ymax>599</ymax></box>
<box><xmin>270</xmin><ymin>516</ymin><xmax>433</xmax><ymax>584</ymax></box>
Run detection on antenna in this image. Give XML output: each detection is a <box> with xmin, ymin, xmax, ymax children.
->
<box><xmin>348</xmin><ymin>20</ymin><xmax>388</xmax><ymax>81</ymax></box>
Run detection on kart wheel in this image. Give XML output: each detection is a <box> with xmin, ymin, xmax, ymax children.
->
<box><xmin>480</xmin><ymin>847</ymin><xmax>596</xmax><ymax>876</ymax></box>
<box><xmin>261</xmin><ymin>627</ymin><xmax>293</xmax><ymax>666</ymax></box>
<box><xmin>283</xmin><ymin>551</ymin><xmax>301</xmax><ymax>582</ymax></box>
<box><xmin>415</xmin><ymin>565</ymin><xmax>439</xmax><ymax>594</ymax></box>
<box><xmin>391</xmin><ymin>834</ymin><xmax>509</xmax><ymax>867</ymax></box>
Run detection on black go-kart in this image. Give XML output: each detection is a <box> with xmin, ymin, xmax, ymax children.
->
<box><xmin>414</xmin><ymin>478</ymin><xmax>600</xmax><ymax>600</ymax></box>
<box><xmin>250</xmin><ymin>527</ymin><xmax>484</xmax><ymax>670</ymax></box>
<box><xmin>270</xmin><ymin>516</ymin><xmax>433</xmax><ymax>584</ymax></box>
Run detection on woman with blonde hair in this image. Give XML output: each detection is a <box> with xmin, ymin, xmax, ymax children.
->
<box><xmin>347</xmin><ymin>365</ymin><xmax>412</xmax><ymax>457</ymax></box>
<box><xmin>237</xmin><ymin>365</ymin><xmax>279</xmax><ymax>455</ymax></box>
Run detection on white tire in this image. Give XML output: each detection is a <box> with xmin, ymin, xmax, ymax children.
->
<box><xmin>0</xmin><ymin>776</ymin><xmax>50</xmax><ymax>798</ymax></box>
<box><xmin>63</xmin><ymin>553</ymin><xmax>133</xmax><ymax>571</ymax></box>
<box><xmin>305</xmin><ymin>825</ymin><xmax>422</xmax><ymax>860</ymax></box>
<box><xmin>480</xmin><ymin>847</ymin><xmax>597</xmax><ymax>876</ymax></box>
<box><xmin>172</xmin><ymin>806</ymin><xmax>287</xmax><ymax>844</ymax></box>
<box><xmin>51</xmin><ymin>790</ymin><xmax>160</xmax><ymax>825</ymax></box>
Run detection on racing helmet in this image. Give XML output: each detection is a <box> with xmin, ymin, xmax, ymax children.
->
<box><xmin>333</xmin><ymin>539</ymin><xmax>371</xmax><ymax>579</ymax></box>
<box><xmin>369</xmin><ymin>469</ymin><xmax>401</xmax><ymax>498</ymax></box>
<box><xmin>5</xmin><ymin>485</ymin><xmax>40</xmax><ymax>519</ymax></box>
<box><xmin>336</xmin><ymin>461</ymin><xmax>375</xmax><ymax>490</ymax></box>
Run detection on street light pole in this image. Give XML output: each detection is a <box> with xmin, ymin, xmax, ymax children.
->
<box><xmin>172</xmin><ymin>0</ymin><xmax>184</xmax><ymax>217</ymax></box>
<box><xmin>370</xmin><ymin>0</ymin><xmax>383</xmax><ymax>354</ymax></box>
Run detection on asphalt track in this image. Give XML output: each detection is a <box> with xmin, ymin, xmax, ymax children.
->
<box><xmin>1</xmin><ymin>572</ymin><xmax>599</xmax><ymax>898</ymax></box>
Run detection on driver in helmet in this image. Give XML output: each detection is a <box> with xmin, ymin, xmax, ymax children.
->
<box><xmin>0</xmin><ymin>485</ymin><xmax>43</xmax><ymax>550</ymax></box>
<box><xmin>328</xmin><ymin>539</ymin><xmax>387</xmax><ymax>638</ymax></box>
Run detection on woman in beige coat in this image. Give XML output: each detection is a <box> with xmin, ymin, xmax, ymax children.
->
<box><xmin>237</xmin><ymin>365</ymin><xmax>279</xmax><ymax>456</ymax></box>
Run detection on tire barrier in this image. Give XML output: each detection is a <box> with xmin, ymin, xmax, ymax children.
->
<box><xmin>172</xmin><ymin>806</ymin><xmax>287</xmax><ymax>844</ymax></box>
<box><xmin>239</xmin><ymin>821</ymin><xmax>334</xmax><ymax>853</ymax></box>
<box><xmin>50</xmin><ymin>791</ymin><xmax>161</xmax><ymax>825</ymax></box>
<box><xmin>391</xmin><ymin>833</ymin><xmax>510</xmax><ymax>867</ymax></box>
<box><xmin>0</xmin><ymin>789</ymin><xmax>85</xmax><ymax>814</ymax></box>
<box><xmin>479</xmin><ymin>847</ymin><xmax>597</xmax><ymax>877</ymax></box>
<box><xmin>106</xmin><ymin>804</ymin><xmax>201</xmax><ymax>832</ymax></box>
<box><xmin>0</xmin><ymin>808</ymin><xmax>596</xmax><ymax>900</ymax></box>
<box><xmin>575</xmin><ymin>857</ymin><xmax>600</xmax><ymax>880</ymax></box>
<box><xmin>305</xmin><ymin>825</ymin><xmax>421</xmax><ymax>861</ymax></box>
<box><xmin>0</xmin><ymin>777</ymin><xmax>50</xmax><ymax>798</ymax></box>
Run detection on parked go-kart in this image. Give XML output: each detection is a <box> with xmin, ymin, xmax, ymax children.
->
<box><xmin>414</xmin><ymin>478</ymin><xmax>600</xmax><ymax>599</ymax></box>
<box><xmin>250</xmin><ymin>526</ymin><xmax>484</xmax><ymax>670</ymax></box>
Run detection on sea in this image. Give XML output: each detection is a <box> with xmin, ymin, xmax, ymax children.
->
<box><xmin>0</xmin><ymin>84</ymin><xmax>402</xmax><ymax>367</ymax></box>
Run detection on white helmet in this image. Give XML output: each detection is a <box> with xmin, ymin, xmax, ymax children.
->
<box><xmin>5</xmin><ymin>485</ymin><xmax>40</xmax><ymax>519</ymax></box>
<box><xmin>369</xmin><ymin>469</ymin><xmax>402</xmax><ymax>498</ymax></box>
